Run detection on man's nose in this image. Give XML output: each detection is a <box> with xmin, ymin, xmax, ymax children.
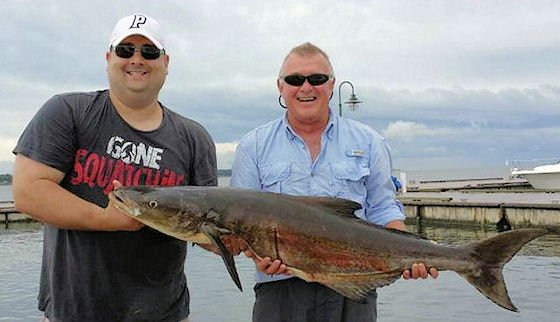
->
<box><xmin>129</xmin><ymin>48</ymin><xmax>145</xmax><ymax>62</ymax></box>
<box><xmin>300</xmin><ymin>79</ymin><xmax>314</xmax><ymax>90</ymax></box>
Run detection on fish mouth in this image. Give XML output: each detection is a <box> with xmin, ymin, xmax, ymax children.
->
<box><xmin>109</xmin><ymin>189</ymin><xmax>142</xmax><ymax>217</ymax></box>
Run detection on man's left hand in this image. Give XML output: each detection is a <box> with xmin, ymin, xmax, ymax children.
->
<box><xmin>384</xmin><ymin>221</ymin><xmax>439</xmax><ymax>280</ymax></box>
<box><xmin>402</xmin><ymin>263</ymin><xmax>438</xmax><ymax>279</ymax></box>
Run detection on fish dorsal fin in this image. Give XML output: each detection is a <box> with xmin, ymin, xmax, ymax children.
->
<box><xmin>280</xmin><ymin>194</ymin><xmax>362</xmax><ymax>217</ymax></box>
<box><xmin>381</xmin><ymin>226</ymin><xmax>434</xmax><ymax>241</ymax></box>
<box><xmin>273</xmin><ymin>192</ymin><xmax>433</xmax><ymax>241</ymax></box>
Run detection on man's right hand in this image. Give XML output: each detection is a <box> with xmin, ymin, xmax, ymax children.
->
<box><xmin>244</xmin><ymin>250</ymin><xmax>291</xmax><ymax>275</ymax></box>
<box><xmin>102</xmin><ymin>180</ymin><xmax>144</xmax><ymax>231</ymax></box>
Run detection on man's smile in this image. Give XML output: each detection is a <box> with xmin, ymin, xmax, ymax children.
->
<box><xmin>297</xmin><ymin>96</ymin><xmax>317</xmax><ymax>102</ymax></box>
<box><xmin>126</xmin><ymin>70</ymin><xmax>148</xmax><ymax>76</ymax></box>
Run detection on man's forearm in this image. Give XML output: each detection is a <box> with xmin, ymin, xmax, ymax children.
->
<box><xmin>13</xmin><ymin>155</ymin><xmax>141</xmax><ymax>231</ymax></box>
<box><xmin>14</xmin><ymin>177</ymin><xmax>106</xmax><ymax>230</ymax></box>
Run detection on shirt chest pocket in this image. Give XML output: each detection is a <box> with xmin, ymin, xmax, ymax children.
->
<box><xmin>330</xmin><ymin>158</ymin><xmax>370</xmax><ymax>198</ymax></box>
<box><xmin>260</xmin><ymin>162</ymin><xmax>292</xmax><ymax>193</ymax></box>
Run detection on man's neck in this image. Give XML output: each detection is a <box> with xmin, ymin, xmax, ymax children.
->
<box><xmin>287</xmin><ymin>113</ymin><xmax>329</xmax><ymax>162</ymax></box>
<box><xmin>109</xmin><ymin>90</ymin><xmax>163</xmax><ymax>131</ymax></box>
<box><xmin>289</xmin><ymin>121</ymin><xmax>325</xmax><ymax>138</ymax></box>
<box><xmin>287</xmin><ymin>112</ymin><xmax>329</xmax><ymax>138</ymax></box>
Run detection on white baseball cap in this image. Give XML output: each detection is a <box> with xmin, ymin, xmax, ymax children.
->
<box><xmin>109</xmin><ymin>13</ymin><xmax>166</xmax><ymax>50</ymax></box>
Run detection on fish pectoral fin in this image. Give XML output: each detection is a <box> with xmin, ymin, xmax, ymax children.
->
<box><xmin>318</xmin><ymin>272</ymin><xmax>401</xmax><ymax>301</ymax></box>
<box><xmin>201</xmin><ymin>224</ymin><xmax>243</xmax><ymax>292</ymax></box>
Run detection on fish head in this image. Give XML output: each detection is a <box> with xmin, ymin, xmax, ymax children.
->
<box><xmin>109</xmin><ymin>186</ymin><xmax>213</xmax><ymax>243</ymax></box>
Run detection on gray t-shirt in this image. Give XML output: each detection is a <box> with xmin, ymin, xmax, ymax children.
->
<box><xmin>13</xmin><ymin>90</ymin><xmax>217</xmax><ymax>321</ymax></box>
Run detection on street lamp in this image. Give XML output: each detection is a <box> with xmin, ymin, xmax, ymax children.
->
<box><xmin>337</xmin><ymin>80</ymin><xmax>362</xmax><ymax>117</ymax></box>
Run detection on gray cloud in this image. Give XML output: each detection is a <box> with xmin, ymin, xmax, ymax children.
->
<box><xmin>2</xmin><ymin>0</ymin><xmax>559</xmax><ymax>172</ymax></box>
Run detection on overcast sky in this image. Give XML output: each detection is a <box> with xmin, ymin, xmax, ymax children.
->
<box><xmin>2</xmin><ymin>0</ymin><xmax>560</xmax><ymax>173</ymax></box>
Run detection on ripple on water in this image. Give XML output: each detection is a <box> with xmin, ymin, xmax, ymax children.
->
<box><xmin>0</xmin><ymin>224</ymin><xmax>43</xmax><ymax>321</ymax></box>
<box><xmin>2</xmin><ymin>222</ymin><xmax>560</xmax><ymax>321</ymax></box>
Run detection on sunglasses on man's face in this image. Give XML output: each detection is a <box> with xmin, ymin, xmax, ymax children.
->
<box><xmin>112</xmin><ymin>43</ymin><xmax>165</xmax><ymax>60</ymax></box>
<box><xmin>281</xmin><ymin>74</ymin><xmax>331</xmax><ymax>86</ymax></box>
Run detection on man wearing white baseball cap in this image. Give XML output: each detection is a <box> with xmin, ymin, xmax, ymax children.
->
<box><xmin>13</xmin><ymin>13</ymin><xmax>216</xmax><ymax>321</ymax></box>
<box><xmin>110</xmin><ymin>13</ymin><xmax>166</xmax><ymax>50</ymax></box>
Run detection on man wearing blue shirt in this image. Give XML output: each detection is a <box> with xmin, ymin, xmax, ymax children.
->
<box><xmin>231</xmin><ymin>42</ymin><xmax>437</xmax><ymax>322</ymax></box>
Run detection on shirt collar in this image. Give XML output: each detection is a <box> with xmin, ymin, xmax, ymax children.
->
<box><xmin>282</xmin><ymin>108</ymin><xmax>337</xmax><ymax>141</ymax></box>
<box><xmin>325</xmin><ymin>108</ymin><xmax>336</xmax><ymax>140</ymax></box>
<box><xmin>281</xmin><ymin>116</ymin><xmax>297</xmax><ymax>140</ymax></box>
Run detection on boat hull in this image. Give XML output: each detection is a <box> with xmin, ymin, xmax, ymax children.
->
<box><xmin>514</xmin><ymin>172</ymin><xmax>560</xmax><ymax>190</ymax></box>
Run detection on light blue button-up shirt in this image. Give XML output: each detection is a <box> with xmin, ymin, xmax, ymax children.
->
<box><xmin>230</xmin><ymin>109</ymin><xmax>405</xmax><ymax>283</ymax></box>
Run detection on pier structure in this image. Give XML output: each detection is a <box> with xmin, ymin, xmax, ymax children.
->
<box><xmin>401</xmin><ymin>177</ymin><xmax>560</xmax><ymax>228</ymax></box>
<box><xmin>0</xmin><ymin>201</ymin><xmax>32</xmax><ymax>228</ymax></box>
<box><xmin>401</xmin><ymin>196</ymin><xmax>560</xmax><ymax>228</ymax></box>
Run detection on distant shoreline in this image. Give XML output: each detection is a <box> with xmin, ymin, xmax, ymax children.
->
<box><xmin>218</xmin><ymin>169</ymin><xmax>231</xmax><ymax>177</ymax></box>
<box><xmin>0</xmin><ymin>167</ymin><xmax>513</xmax><ymax>185</ymax></box>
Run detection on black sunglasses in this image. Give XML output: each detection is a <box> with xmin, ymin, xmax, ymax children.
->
<box><xmin>281</xmin><ymin>74</ymin><xmax>331</xmax><ymax>86</ymax></box>
<box><xmin>112</xmin><ymin>43</ymin><xmax>165</xmax><ymax>60</ymax></box>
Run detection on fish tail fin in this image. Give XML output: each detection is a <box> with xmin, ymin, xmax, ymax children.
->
<box><xmin>462</xmin><ymin>228</ymin><xmax>555</xmax><ymax>312</ymax></box>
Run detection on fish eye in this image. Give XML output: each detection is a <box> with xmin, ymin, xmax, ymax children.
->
<box><xmin>148</xmin><ymin>200</ymin><xmax>158</xmax><ymax>209</ymax></box>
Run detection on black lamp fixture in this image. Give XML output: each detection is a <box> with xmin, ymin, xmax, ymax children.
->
<box><xmin>337</xmin><ymin>80</ymin><xmax>362</xmax><ymax>117</ymax></box>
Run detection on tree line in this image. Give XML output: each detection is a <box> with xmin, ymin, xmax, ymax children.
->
<box><xmin>0</xmin><ymin>173</ymin><xmax>12</xmax><ymax>184</ymax></box>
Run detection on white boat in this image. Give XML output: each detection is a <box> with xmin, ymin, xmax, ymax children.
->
<box><xmin>511</xmin><ymin>161</ymin><xmax>560</xmax><ymax>190</ymax></box>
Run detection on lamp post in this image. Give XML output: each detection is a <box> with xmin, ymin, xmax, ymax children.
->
<box><xmin>337</xmin><ymin>80</ymin><xmax>362</xmax><ymax>117</ymax></box>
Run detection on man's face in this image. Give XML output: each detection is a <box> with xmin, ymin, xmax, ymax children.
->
<box><xmin>106</xmin><ymin>35</ymin><xmax>169</xmax><ymax>101</ymax></box>
<box><xmin>278</xmin><ymin>53</ymin><xmax>334</xmax><ymax>125</ymax></box>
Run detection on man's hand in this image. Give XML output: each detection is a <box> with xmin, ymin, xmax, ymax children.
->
<box><xmin>243</xmin><ymin>250</ymin><xmax>290</xmax><ymax>275</ymax></box>
<box><xmin>385</xmin><ymin>220</ymin><xmax>438</xmax><ymax>280</ymax></box>
<box><xmin>402</xmin><ymin>263</ymin><xmax>438</xmax><ymax>280</ymax></box>
<box><xmin>102</xmin><ymin>180</ymin><xmax>144</xmax><ymax>231</ymax></box>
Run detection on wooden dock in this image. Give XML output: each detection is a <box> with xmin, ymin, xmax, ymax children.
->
<box><xmin>401</xmin><ymin>177</ymin><xmax>560</xmax><ymax>228</ymax></box>
<box><xmin>0</xmin><ymin>201</ymin><xmax>32</xmax><ymax>228</ymax></box>
<box><xmin>401</xmin><ymin>195</ymin><xmax>560</xmax><ymax>227</ymax></box>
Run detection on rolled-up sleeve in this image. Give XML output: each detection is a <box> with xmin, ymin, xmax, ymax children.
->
<box><xmin>231</xmin><ymin>134</ymin><xmax>261</xmax><ymax>190</ymax></box>
<box><xmin>364</xmin><ymin>137</ymin><xmax>405</xmax><ymax>226</ymax></box>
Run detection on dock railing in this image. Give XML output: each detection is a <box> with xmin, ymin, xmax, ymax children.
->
<box><xmin>1</xmin><ymin>201</ymin><xmax>19</xmax><ymax>228</ymax></box>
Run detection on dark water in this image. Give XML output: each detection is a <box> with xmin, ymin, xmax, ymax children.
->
<box><xmin>1</xmin><ymin>221</ymin><xmax>559</xmax><ymax>322</ymax></box>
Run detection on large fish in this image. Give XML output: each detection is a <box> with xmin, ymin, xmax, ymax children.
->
<box><xmin>109</xmin><ymin>186</ymin><xmax>559</xmax><ymax>312</ymax></box>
